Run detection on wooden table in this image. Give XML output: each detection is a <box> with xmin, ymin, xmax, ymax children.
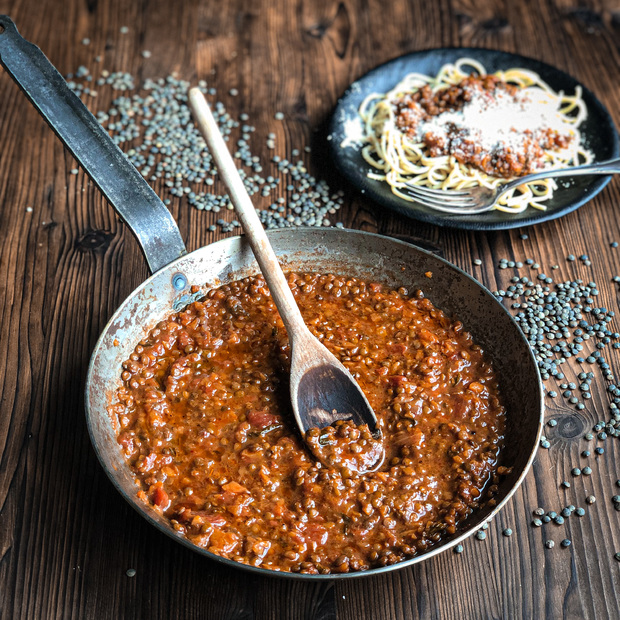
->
<box><xmin>1</xmin><ymin>0</ymin><xmax>619</xmax><ymax>618</ymax></box>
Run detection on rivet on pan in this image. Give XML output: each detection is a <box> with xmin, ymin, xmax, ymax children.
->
<box><xmin>172</xmin><ymin>273</ymin><xmax>187</xmax><ymax>290</ymax></box>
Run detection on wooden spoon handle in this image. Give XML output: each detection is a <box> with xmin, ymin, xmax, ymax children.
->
<box><xmin>188</xmin><ymin>88</ymin><xmax>307</xmax><ymax>335</ymax></box>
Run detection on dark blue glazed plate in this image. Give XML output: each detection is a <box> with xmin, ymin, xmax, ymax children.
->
<box><xmin>328</xmin><ymin>48</ymin><xmax>619</xmax><ymax>230</ymax></box>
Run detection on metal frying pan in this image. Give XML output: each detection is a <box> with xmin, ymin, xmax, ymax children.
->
<box><xmin>0</xmin><ymin>16</ymin><xmax>544</xmax><ymax>579</ymax></box>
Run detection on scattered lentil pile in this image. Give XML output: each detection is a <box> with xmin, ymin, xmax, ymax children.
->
<box><xmin>66</xmin><ymin>66</ymin><xmax>344</xmax><ymax>233</ymax></box>
<box><xmin>468</xmin><ymin>243</ymin><xmax>620</xmax><ymax>556</ymax></box>
<box><xmin>454</xmin><ymin>243</ymin><xmax>620</xmax><ymax>556</ymax></box>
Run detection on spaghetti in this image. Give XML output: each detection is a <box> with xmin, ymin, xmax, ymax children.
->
<box><xmin>354</xmin><ymin>58</ymin><xmax>592</xmax><ymax>213</ymax></box>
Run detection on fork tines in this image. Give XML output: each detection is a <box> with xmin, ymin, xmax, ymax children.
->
<box><xmin>403</xmin><ymin>183</ymin><xmax>476</xmax><ymax>207</ymax></box>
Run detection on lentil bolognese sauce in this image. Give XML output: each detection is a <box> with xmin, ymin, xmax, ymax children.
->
<box><xmin>110</xmin><ymin>272</ymin><xmax>508</xmax><ymax>574</ymax></box>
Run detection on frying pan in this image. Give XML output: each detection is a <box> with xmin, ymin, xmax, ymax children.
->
<box><xmin>0</xmin><ymin>16</ymin><xmax>544</xmax><ymax>579</ymax></box>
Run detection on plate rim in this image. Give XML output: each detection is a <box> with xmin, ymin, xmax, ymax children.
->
<box><xmin>328</xmin><ymin>46</ymin><xmax>620</xmax><ymax>231</ymax></box>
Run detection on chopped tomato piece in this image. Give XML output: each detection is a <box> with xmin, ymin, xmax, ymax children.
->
<box><xmin>247</xmin><ymin>410</ymin><xmax>281</xmax><ymax>428</ymax></box>
<box><xmin>118</xmin><ymin>433</ymin><xmax>136</xmax><ymax>455</ymax></box>
<box><xmin>202</xmin><ymin>513</ymin><xmax>227</xmax><ymax>528</ymax></box>
<box><xmin>387</xmin><ymin>375</ymin><xmax>408</xmax><ymax>385</ymax></box>
<box><xmin>272</xmin><ymin>501</ymin><xmax>286</xmax><ymax>517</ymax></box>
<box><xmin>137</xmin><ymin>452</ymin><xmax>157</xmax><ymax>473</ymax></box>
<box><xmin>227</xmin><ymin>494</ymin><xmax>254</xmax><ymax>517</ymax></box>
<box><xmin>222</xmin><ymin>481</ymin><xmax>249</xmax><ymax>494</ymax></box>
<box><xmin>303</xmin><ymin>524</ymin><xmax>329</xmax><ymax>547</ymax></box>
<box><xmin>251</xmin><ymin>540</ymin><xmax>271</xmax><ymax>558</ymax></box>
<box><xmin>213</xmin><ymin>491</ymin><xmax>236</xmax><ymax>506</ymax></box>
<box><xmin>152</xmin><ymin>487</ymin><xmax>170</xmax><ymax>511</ymax></box>
<box><xmin>208</xmin><ymin>530</ymin><xmax>239</xmax><ymax>555</ymax></box>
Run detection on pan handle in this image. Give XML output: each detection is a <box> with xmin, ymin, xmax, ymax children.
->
<box><xmin>0</xmin><ymin>16</ymin><xmax>187</xmax><ymax>274</ymax></box>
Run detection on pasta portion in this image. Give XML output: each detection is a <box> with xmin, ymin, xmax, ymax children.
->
<box><xmin>355</xmin><ymin>58</ymin><xmax>592</xmax><ymax>213</ymax></box>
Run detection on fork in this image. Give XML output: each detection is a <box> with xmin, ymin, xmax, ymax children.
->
<box><xmin>402</xmin><ymin>157</ymin><xmax>620</xmax><ymax>214</ymax></box>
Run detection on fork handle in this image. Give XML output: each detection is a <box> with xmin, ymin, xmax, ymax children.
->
<box><xmin>503</xmin><ymin>157</ymin><xmax>620</xmax><ymax>193</ymax></box>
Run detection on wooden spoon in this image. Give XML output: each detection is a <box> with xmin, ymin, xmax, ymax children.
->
<box><xmin>188</xmin><ymin>89</ymin><xmax>383</xmax><ymax>469</ymax></box>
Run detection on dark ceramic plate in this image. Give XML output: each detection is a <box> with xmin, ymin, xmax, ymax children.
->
<box><xmin>328</xmin><ymin>48</ymin><xmax>619</xmax><ymax>230</ymax></box>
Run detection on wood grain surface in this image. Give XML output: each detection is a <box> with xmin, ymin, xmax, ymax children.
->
<box><xmin>1</xmin><ymin>0</ymin><xmax>620</xmax><ymax>618</ymax></box>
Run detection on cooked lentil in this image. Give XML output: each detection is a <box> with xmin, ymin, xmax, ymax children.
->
<box><xmin>305</xmin><ymin>420</ymin><xmax>383</xmax><ymax>473</ymax></box>
<box><xmin>110</xmin><ymin>273</ymin><xmax>507</xmax><ymax>574</ymax></box>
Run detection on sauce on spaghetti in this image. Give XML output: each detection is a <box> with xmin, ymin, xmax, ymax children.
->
<box><xmin>111</xmin><ymin>273</ymin><xmax>508</xmax><ymax>574</ymax></box>
<box><xmin>395</xmin><ymin>74</ymin><xmax>573</xmax><ymax>178</ymax></box>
